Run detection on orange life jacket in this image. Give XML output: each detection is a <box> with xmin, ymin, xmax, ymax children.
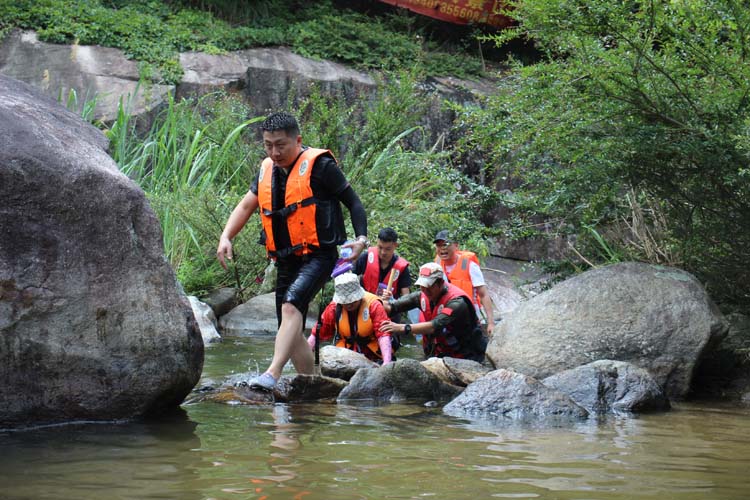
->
<box><xmin>435</xmin><ymin>250</ymin><xmax>480</xmax><ymax>305</ymax></box>
<box><xmin>257</xmin><ymin>148</ymin><xmax>331</xmax><ymax>259</ymax></box>
<box><xmin>362</xmin><ymin>247</ymin><xmax>409</xmax><ymax>297</ymax></box>
<box><xmin>335</xmin><ymin>292</ymin><xmax>382</xmax><ymax>359</ymax></box>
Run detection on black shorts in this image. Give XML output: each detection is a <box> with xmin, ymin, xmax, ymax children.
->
<box><xmin>274</xmin><ymin>249</ymin><xmax>338</xmax><ymax>327</ymax></box>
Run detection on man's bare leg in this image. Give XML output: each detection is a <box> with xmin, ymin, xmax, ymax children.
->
<box><xmin>265</xmin><ymin>302</ymin><xmax>314</xmax><ymax>380</ymax></box>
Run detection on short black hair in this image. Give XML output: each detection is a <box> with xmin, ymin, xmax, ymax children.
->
<box><xmin>260</xmin><ymin>112</ymin><xmax>300</xmax><ymax>137</ymax></box>
<box><xmin>377</xmin><ymin>227</ymin><xmax>399</xmax><ymax>243</ymax></box>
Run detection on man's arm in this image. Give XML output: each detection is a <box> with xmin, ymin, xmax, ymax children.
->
<box><xmin>370</xmin><ymin>300</ymin><xmax>391</xmax><ymax>339</ymax></box>
<box><xmin>384</xmin><ymin>290</ymin><xmax>421</xmax><ymax>315</ymax></box>
<box><xmin>468</xmin><ymin>261</ymin><xmax>494</xmax><ymax>334</ymax></box>
<box><xmin>337</xmin><ymin>185</ymin><xmax>368</xmax><ymax>260</ymax></box>
<box><xmin>397</xmin><ymin>265</ymin><xmax>411</xmax><ymax>298</ymax></box>
<box><xmin>475</xmin><ymin>285</ymin><xmax>494</xmax><ymax>335</ymax></box>
<box><xmin>216</xmin><ymin>190</ymin><xmax>259</xmax><ymax>269</ymax></box>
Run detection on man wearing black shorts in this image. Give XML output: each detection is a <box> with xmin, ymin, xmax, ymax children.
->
<box><xmin>217</xmin><ymin>112</ymin><xmax>368</xmax><ymax>390</ymax></box>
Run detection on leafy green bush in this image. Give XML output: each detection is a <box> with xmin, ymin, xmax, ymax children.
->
<box><xmin>463</xmin><ymin>0</ymin><xmax>750</xmax><ymax>310</ymax></box>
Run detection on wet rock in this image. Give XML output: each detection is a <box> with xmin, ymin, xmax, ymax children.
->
<box><xmin>487</xmin><ymin>262</ymin><xmax>727</xmax><ymax>399</ymax></box>
<box><xmin>443</xmin><ymin>369</ymin><xmax>589</xmax><ymax>421</ymax></box>
<box><xmin>421</xmin><ymin>357</ymin><xmax>492</xmax><ymax>387</ymax></box>
<box><xmin>197</xmin><ymin>373</ymin><xmax>347</xmax><ymax>404</ymax></box>
<box><xmin>337</xmin><ymin>358</ymin><xmax>462</xmax><ymax>403</ymax></box>
<box><xmin>320</xmin><ymin>345</ymin><xmax>379</xmax><ymax>381</ymax></box>
<box><xmin>188</xmin><ymin>296</ymin><xmax>221</xmax><ymax>344</ymax></box>
<box><xmin>199</xmin><ymin>384</ymin><xmax>275</xmax><ymax>405</ymax></box>
<box><xmin>543</xmin><ymin>360</ymin><xmax>670</xmax><ymax>413</ymax></box>
<box><xmin>421</xmin><ymin>357</ymin><xmax>463</xmax><ymax>386</ymax></box>
<box><xmin>200</xmin><ymin>287</ymin><xmax>239</xmax><ymax>319</ymax></box>
<box><xmin>0</xmin><ymin>75</ymin><xmax>203</xmax><ymax>427</ymax></box>
<box><xmin>275</xmin><ymin>374</ymin><xmax>348</xmax><ymax>403</ymax></box>
<box><xmin>219</xmin><ymin>292</ymin><xmax>319</xmax><ymax>336</ymax></box>
<box><xmin>691</xmin><ymin>313</ymin><xmax>750</xmax><ymax>401</ymax></box>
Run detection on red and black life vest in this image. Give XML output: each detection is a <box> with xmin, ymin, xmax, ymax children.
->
<box><xmin>362</xmin><ymin>247</ymin><xmax>409</xmax><ymax>297</ymax></box>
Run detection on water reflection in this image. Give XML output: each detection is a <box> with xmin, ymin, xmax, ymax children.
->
<box><xmin>0</xmin><ymin>409</ymin><xmax>203</xmax><ymax>500</ymax></box>
<box><xmin>2</xmin><ymin>334</ymin><xmax>750</xmax><ymax>500</ymax></box>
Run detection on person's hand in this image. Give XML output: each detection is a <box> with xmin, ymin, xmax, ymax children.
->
<box><xmin>343</xmin><ymin>237</ymin><xmax>367</xmax><ymax>262</ymax></box>
<box><xmin>379</xmin><ymin>320</ymin><xmax>401</xmax><ymax>334</ymax></box>
<box><xmin>380</xmin><ymin>288</ymin><xmax>393</xmax><ymax>301</ymax></box>
<box><xmin>216</xmin><ymin>236</ymin><xmax>233</xmax><ymax>270</ymax></box>
<box><xmin>486</xmin><ymin>320</ymin><xmax>494</xmax><ymax>336</ymax></box>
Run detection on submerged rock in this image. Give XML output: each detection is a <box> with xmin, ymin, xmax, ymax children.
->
<box><xmin>543</xmin><ymin>360</ymin><xmax>670</xmax><ymax>414</ymax></box>
<box><xmin>337</xmin><ymin>358</ymin><xmax>462</xmax><ymax>403</ymax></box>
<box><xmin>443</xmin><ymin>369</ymin><xmax>589</xmax><ymax>421</ymax></box>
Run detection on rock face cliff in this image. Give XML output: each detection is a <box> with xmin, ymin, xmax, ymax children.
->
<box><xmin>0</xmin><ymin>30</ymin><xmax>495</xmax><ymax>150</ymax></box>
<box><xmin>0</xmin><ymin>75</ymin><xmax>204</xmax><ymax>428</ymax></box>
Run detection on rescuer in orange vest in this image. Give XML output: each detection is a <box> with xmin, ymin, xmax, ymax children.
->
<box><xmin>307</xmin><ymin>272</ymin><xmax>393</xmax><ymax>364</ymax></box>
<box><xmin>217</xmin><ymin>112</ymin><xmax>368</xmax><ymax>390</ymax></box>
<box><xmin>433</xmin><ymin>230</ymin><xmax>495</xmax><ymax>335</ymax></box>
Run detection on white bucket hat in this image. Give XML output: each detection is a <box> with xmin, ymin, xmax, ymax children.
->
<box><xmin>332</xmin><ymin>272</ymin><xmax>365</xmax><ymax>304</ymax></box>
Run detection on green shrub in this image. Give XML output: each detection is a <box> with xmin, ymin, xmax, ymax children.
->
<box><xmin>465</xmin><ymin>0</ymin><xmax>750</xmax><ymax>310</ymax></box>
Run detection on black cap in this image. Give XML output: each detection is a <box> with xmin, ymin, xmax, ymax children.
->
<box><xmin>433</xmin><ymin>230</ymin><xmax>453</xmax><ymax>243</ymax></box>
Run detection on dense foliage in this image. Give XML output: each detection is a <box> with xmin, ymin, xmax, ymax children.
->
<box><xmin>457</xmin><ymin>0</ymin><xmax>750</xmax><ymax>310</ymax></box>
<box><xmin>0</xmin><ymin>0</ymin><xmax>484</xmax><ymax>83</ymax></box>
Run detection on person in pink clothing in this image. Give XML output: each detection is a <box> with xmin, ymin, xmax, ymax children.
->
<box><xmin>308</xmin><ymin>272</ymin><xmax>393</xmax><ymax>364</ymax></box>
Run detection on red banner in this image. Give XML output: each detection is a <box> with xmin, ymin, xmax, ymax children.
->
<box><xmin>377</xmin><ymin>0</ymin><xmax>512</xmax><ymax>29</ymax></box>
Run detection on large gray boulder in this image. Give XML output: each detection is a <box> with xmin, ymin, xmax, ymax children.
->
<box><xmin>543</xmin><ymin>360</ymin><xmax>670</xmax><ymax>414</ymax></box>
<box><xmin>0</xmin><ymin>75</ymin><xmax>203</xmax><ymax>427</ymax></box>
<box><xmin>486</xmin><ymin>262</ymin><xmax>726</xmax><ymax>399</ymax></box>
<box><xmin>443</xmin><ymin>369</ymin><xmax>589</xmax><ymax>421</ymax></box>
<box><xmin>691</xmin><ymin>313</ymin><xmax>750</xmax><ymax>402</ymax></box>
<box><xmin>218</xmin><ymin>292</ymin><xmax>319</xmax><ymax>336</ymax></box>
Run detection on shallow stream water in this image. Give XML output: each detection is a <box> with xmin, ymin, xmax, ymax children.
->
<box><xmin>2</xmin><ymin>336</ymin><xmax>749</xmax><ymax>500</ymax></box>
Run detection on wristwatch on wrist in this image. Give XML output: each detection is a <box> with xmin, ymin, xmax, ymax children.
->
<box><xmin>356</xmin><ymin>235</ymin><xmax>369</xmax><ymax>247</ymax></box>
<box><xmin>404</xmin><ymin>324</ymin><xmax>411</xmax><ymax>335</ymax></box>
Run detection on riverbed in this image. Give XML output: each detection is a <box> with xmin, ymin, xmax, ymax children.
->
<box><xmin>1</xmin><ymin>336</ymin><xmax>749</xmax><ymax>499</ymax></box>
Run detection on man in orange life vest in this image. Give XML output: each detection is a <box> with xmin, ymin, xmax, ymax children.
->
<box><xmin>216</xmin><ymin>112</ymin><xmax>368</xmax><ymax>390</ymax></box>
<box><xmin>380</xmin><ymin>262</ymin><xmax>486</xmax><ymax>362</ymax></box>
<box><xmin>307</xmin><ymin>272</ymin><xmax>393</xmax><ymax>364</ymax></box>
<box><xmin>351</xmin><ymin>227</ymin><xmax>411</xmax><ymax>322</ymax></box>
<box><xmin>433</xmin><ymin>230</ymin><xmax>495</xmax><ymax>335</ymax></box>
